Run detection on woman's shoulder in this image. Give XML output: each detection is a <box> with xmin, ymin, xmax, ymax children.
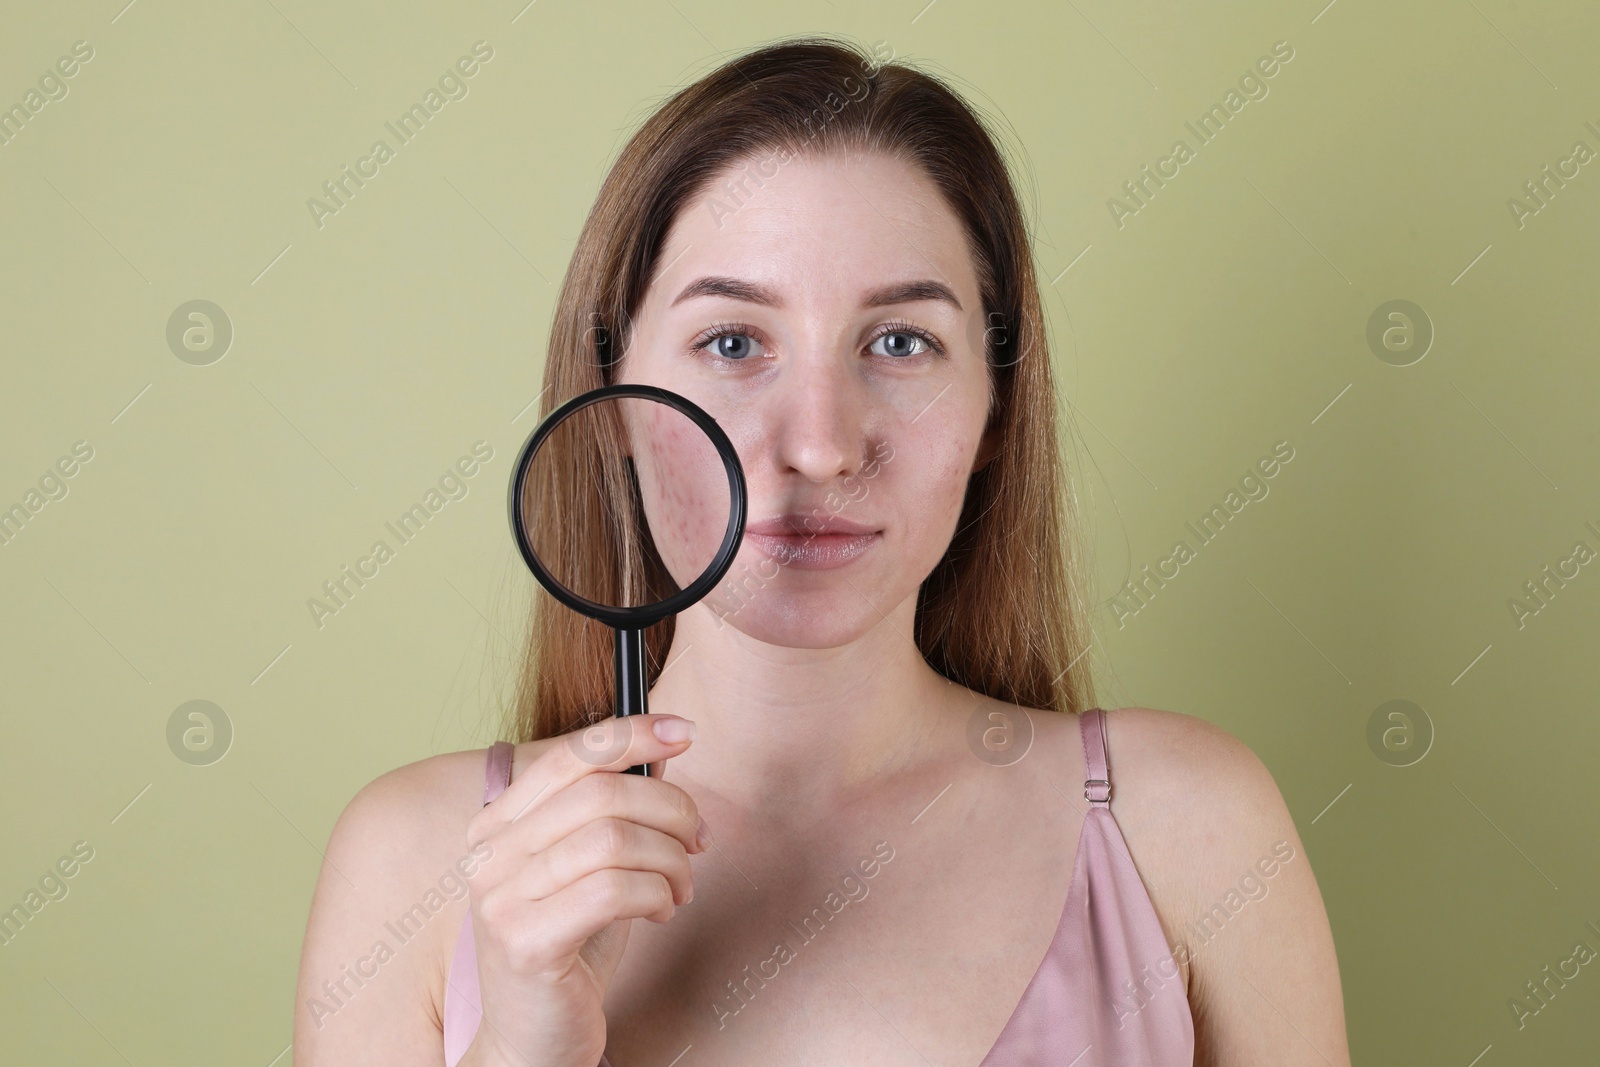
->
<box><xmin>1000</xmin><ymin>702</ymin><xmax>1290</xmax><ymax>875</ymax></box>
<box><xmin>320</xmin><ymin>746</ymin><xmax>497</xmax><ymax>890</ymax></box>
<box><xmin>1024</xmin><ymin>703</ymin><xmax>1274</xmax><ymax>804</ymax></box>
<box><xmin>1094</xmin><ymin>704</ymin><xmax>1296</xmax><ymax>869</ymax></box>
<box><xmin>1092</xmin><ymin>706</ymin><xmax>1349</xmax><ymax>1057</ymax></box>
<box><xmin>1094</xmin><ymin>707</ymin><xmax>1326</xmax><ymax>973</ymax></box>
<box><xmin>338</xmin><ymin>744</ymin><xmax>494</xmax><ymax>830</ymax></box>
<box><xmin>1099</xmin><ymin>704</ymin><xmax>1275</xmax><ymax>799</ymax></box>
<box><xmin>294</xmin><ymin>744</ymin><xmax>510</xmax><ymax>1051</ymax></box>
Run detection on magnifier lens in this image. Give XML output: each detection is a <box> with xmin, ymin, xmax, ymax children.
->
<box><xmin>518</xmin><ymin>395</ymin><xmax>734</xmax><ymax>610</ymax></box>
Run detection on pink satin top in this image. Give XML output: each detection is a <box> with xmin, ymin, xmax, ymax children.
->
<box><xmin>443</xmin><ymin>708</ymin><xmax>1194</xmax><ymax>1065</ymax></box>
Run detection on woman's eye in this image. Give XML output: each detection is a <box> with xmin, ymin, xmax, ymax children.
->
<box><xmin>870</xmin><ymin>330</ymin><xmax>932</xmax><ymax>358</ymax></box>
<box><xmin>694</xmin><ymin>325</ymin><xmax>940</xmax><ymax>361</ymax></box>
<box><xmin>703</xmin><ymin>332</ymin><xmax>762</xmax><ymax>360</ymax></box>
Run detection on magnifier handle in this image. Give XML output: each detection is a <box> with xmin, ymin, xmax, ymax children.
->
<box><xmin>613</xmin><ymin>627</ymin><xmax>650</xmax><ymax>777</ymax></box>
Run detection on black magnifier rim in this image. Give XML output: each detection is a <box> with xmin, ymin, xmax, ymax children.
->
<box><xmin>509</xmin><ymin>383</ymin><xmax>748</xmax><ymax>630</ymax></box>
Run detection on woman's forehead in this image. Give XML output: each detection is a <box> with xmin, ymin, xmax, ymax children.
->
<box><xmin>646</xmin><ymin>153</ymin><xmax>980</xmax><ymax>313</ymax></box>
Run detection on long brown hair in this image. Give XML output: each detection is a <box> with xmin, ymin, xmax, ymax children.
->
<box><xmin>504</xmin><ymin>33</ymin><xmax>1096</xmax><ymax>744</ymax></box>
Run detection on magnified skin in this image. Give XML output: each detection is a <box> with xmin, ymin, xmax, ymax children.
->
<box><xmin>520</xmin><ymin>397</ymin><xmax>730</xmax><ymax>608</ymax></box>
<box><xmin>622</xmin><ymin>397</ymin><xmax>732</xmax><ymax>596</ymax></box>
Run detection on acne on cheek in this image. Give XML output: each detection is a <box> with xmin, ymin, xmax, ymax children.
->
<box><xmin>897</xmin><ymin>428</ymin><xmax>980</xmax><ymax>527</ymax></box>
<box><xmin>640</xmin><ymin>406</ymin><xmax>730</xmax><ymax>577</ymax></box>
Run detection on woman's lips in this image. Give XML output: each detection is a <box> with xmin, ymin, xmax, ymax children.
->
<box><xmin>743</xmin><ymin>530</ymin><xmax>881</xmax><ymax>570</ymax></box>
<box><xmin>742</xmin><ymin>514</ymin><xmax>882</xmax><ymax>570</ymax></box>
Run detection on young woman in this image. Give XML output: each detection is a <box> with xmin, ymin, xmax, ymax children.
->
<box><xmin>294</xmin><ymin>35</ymin><xmax>1350</xmax><ymax>1067</ymax></box>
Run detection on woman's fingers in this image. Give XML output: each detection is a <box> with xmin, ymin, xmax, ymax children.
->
<box><xmin>500</xmin><ymin>817</ymin><xmax>696</xmax><ymax>907</ymax></box>
<box><xmin>484</xmin><ymin>868</ymin><xmax>679</xmax><ymax>971</ymax></box>
<box><xmin>467</xmin><ymin>714</ymin><xmax>696</xmax><ymax>846</ymax></box>
<box><xmin>482</xmin><ymin>768</ymin><xmax>706</xmax><ymax>870</ymax></box>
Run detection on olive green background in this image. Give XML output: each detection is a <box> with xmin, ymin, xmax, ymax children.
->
<box><xmin>2</xmin><ymin>0</ymin><xmax>1596</xmax><ymax>1063</ymax></box>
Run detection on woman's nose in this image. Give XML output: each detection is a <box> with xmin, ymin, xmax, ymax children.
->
<box><xmin>773</xmin><ymin>356</ymin><xmax>865</xmax><ymax>483</ymax></box>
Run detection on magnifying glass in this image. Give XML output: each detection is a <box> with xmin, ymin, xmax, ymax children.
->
<box><xmin>508</xmin><ymin>383</ymin><xmax>747</xmax><ymax>776</ymax></box>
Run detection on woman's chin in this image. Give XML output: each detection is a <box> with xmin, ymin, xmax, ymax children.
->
<box><xmin>695</xmin><ymin>589</ymin><xmax>899</xmax><ymax>649</ymax></box>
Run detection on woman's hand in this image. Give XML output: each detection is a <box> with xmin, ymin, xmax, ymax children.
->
<box><xmin>458</xmin><ymin>714</ymin><xmax>706</xmax><ymax>1067</ymax></box>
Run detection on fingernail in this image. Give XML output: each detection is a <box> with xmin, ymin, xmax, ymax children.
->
<box><xmin>695</xmin><ymin>816</ymin><xmax>711</xmax><ymax>851</ymax></box>
<box><xmin>653</xmin><ymin>717</ymin><xmax>695</xmax><ymax>743</ymax></box>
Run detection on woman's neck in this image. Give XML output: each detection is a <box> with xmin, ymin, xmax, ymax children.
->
<box><xmin>645</xmin><ymin>596</ymin><xmax>961</xmax><ymax>817</ymax></box>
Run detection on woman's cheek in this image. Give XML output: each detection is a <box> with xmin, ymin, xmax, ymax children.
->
<box><xmin>893</xmin><ymin>427</ymin><xmax>979</xmax><ymax>559</ymax></box>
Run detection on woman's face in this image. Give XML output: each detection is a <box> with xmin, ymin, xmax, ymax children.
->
<box><xmin>616</xmin><ymin>149</ymin><xmax>996</xmax><ymax>649</ymax></box>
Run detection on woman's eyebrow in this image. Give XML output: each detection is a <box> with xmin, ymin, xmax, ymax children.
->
<box><xmin>671</xmin><ymin>276</ymin><xmax>779</xmax><ymax>308</ymax></box>
<box><xmin>669</xmin><ymin>276</ymin><xmax>963</xmax><ymax>313</ymax></box>
<box><xmin>865</xmin><ymin>279</ymin><xmax>963</xmax><ymax>312</ymax></box>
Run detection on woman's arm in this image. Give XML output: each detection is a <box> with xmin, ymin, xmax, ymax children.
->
<box><xmin>292</xmin><ymin>750</ymin><xmax>482</xmax><ymax>1066</ymax></box>
<box><xmin>1108</xmin><ymin>707</ymin><xmax>1352</xmax><ymax>1067</ymax></box>
<box><xmin>292</xmin><ymin>717</ymin><xmax>703</xmax><ymax>1067</ymax></box>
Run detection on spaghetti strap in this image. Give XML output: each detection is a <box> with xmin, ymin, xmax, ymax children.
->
<box><xmin>1079</xmin><ymin>707</ymin><xmax>1111</xmax><ymax>804</ymax></box>
<box><xmin>484</xmin><ymin>740</ymin><xmax>514</xmax><ymax>806</ymax></box>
